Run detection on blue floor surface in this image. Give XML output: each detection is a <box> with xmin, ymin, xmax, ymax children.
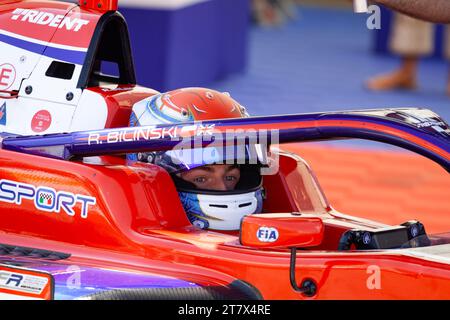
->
<box><xmin>209</xmin><ymin>6</ymin><xmax>450</xmax><ymax>125</ymax></box>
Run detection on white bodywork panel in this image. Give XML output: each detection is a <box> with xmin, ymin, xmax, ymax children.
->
<box><xmin>70</xmin><ymin>89</ymin><xmax>108</xmax><ymax>131</ymax></box>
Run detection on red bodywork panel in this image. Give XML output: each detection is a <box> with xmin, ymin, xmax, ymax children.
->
<box><xmin>1</xmin><ymin>147</ymin><xmax>449</xmax><ymax>299</ymax></box>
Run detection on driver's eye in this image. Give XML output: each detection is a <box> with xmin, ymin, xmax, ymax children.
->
<box><xmin>194</xmin><ymin>177</ymin><xmax>207</xmax><ymax>184</ymax></box>
<box><xmin>225</xmin><ymin>175</ymin><xmax>237</xmax><ymax>182</ymax></box>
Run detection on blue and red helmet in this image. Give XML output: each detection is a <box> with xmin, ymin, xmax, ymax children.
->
<box><xmin>128</xmin><ymin>87</ymin><xmax>266</xmax><ymax>231</ymax></box>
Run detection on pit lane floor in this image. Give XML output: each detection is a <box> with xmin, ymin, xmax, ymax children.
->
<box><xmin>209</xmin><ymin>6</ymin><xmax>450</xmax><ymax>233</ymax></box>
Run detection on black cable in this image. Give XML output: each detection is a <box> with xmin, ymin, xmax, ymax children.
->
<box><xmin>289</xmin><ymin>247</ymin><xmax>308</xmax><ymax>293</ymax></box>
<box><xmin>289</xmin><ymin>247</ymin><xmax>318</xmax><ymax>297</ymax></box>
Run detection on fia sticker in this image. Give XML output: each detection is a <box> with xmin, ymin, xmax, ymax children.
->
<box><xmin>0</xmin><ymin>63</ymin><xmax>16</xmax><ymax>90</ymax></box>
<box><xmin>0</xmin><ymin>102</ymin><xmax>6</xmax><ymax>125</ymax></box>
<box><xmin>31</xmin><ymin>110</ymin><xmax>52</xmax><ymax>133</ymax></box>
<box><xmin>257</xmin><ymin>227</ymin><xmax>279</xmax><ymax>243</ymax></box>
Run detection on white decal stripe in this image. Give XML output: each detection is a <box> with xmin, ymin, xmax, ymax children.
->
<box><xmin>0</xmin><ymin>29</ymin><xmax>88</xmax><ymax>52</ymax></box>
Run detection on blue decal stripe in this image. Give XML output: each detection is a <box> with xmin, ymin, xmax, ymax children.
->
<box><xmin>42</xmin><ymin>46</ymin><xmax>86</xmax><ymax>65</ymax></box>
<box><xmin>0</xmin><ymin>33</ymin><xmax>86</xmax><ymax>65</ymax></box>
<box><xmin>0</xmin><ymin>33</ymin><xmax>45</xmax><ymax>56</ymax></box>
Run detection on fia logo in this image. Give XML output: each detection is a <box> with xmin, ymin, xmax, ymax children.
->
<box><xmin>257</xmin><ymin>227</ymin><xmax>279</xmax><ymax>243</ymax></box>
<box><xmin>0</xmin><ymin>102</ymin><xmax>6</xmax><ymax>125</ymax></box>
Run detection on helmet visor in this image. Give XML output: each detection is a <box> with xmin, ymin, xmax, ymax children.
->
<box><xmin>155</xmin><ymin>143</ymin><xmax>269</xmax><ymax>174</ymax></box>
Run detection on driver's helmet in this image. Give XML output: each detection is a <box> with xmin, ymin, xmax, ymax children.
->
<box><xmin>128</xmin><ymin>87</ymin><xmax>266</xmax><ymax>231</ymax></box>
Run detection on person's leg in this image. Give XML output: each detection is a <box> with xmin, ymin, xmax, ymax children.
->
<box><xmin>366</xmin><ymin>56</ymin><xmax>418</xmax><ymax>90</ymax></box>
<box><xmin>366</xmin><ymin>13</ymin><xmax>434</xmax><ymax>91</ymax></box>
<box><xmin>252</xmin><ymin>0</ymin><xmax>283</xmax><ymax>26</ymax></box>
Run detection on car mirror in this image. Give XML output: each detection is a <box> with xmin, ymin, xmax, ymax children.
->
<box><xmin>239</xmin><ymin>213</ymin><xmax>324</xmax><ymax>248</ymax></box>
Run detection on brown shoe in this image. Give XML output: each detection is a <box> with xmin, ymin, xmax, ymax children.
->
<box><xmin>365</xmin><ymin>71</ymin><xmax>417</xmax><ymax>91</ymax></box>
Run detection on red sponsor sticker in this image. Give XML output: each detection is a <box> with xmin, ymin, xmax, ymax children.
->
<box><xmin>0</xmin><ymin>63</ymin><xmax>16</xmax><ymax>90</ymax></box>
<box><xmin>31</xmin><ymin>110</ymin><xmax>52</xmax><ymax>133</ymax></box>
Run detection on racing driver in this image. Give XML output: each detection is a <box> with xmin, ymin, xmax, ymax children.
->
<box><xmin>128</xmin><ymin>88</ymin><xmax>268</xmax><ymax>231</ymax></box>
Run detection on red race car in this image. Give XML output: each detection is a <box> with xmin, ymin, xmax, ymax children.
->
<box><xmin>0</xmin><ymin>0</ymin><xmax>449</xmax><ymax>300</ymax></box>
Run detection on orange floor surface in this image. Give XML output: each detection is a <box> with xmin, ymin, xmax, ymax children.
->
<box><xmin>282</xmin><ymin>143</ymin><xmax>450</xmax><ymax>235</ymax></box>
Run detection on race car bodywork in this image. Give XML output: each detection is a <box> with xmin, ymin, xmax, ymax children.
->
<box><xmin>0</xmin><ymin>0</ymin><xmax>450</xmax><ymax>300</ymax></box>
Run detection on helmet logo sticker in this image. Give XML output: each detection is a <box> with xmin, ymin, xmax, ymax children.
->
<box><xmin>31</xmin><ymin>110</ymin><xmax>52</xmax><ymax>133</ymax></box>
<box><xmin>257</xmin><ymin>227</ymin><xmax>279</xmax><ymax>243</ymax></box>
